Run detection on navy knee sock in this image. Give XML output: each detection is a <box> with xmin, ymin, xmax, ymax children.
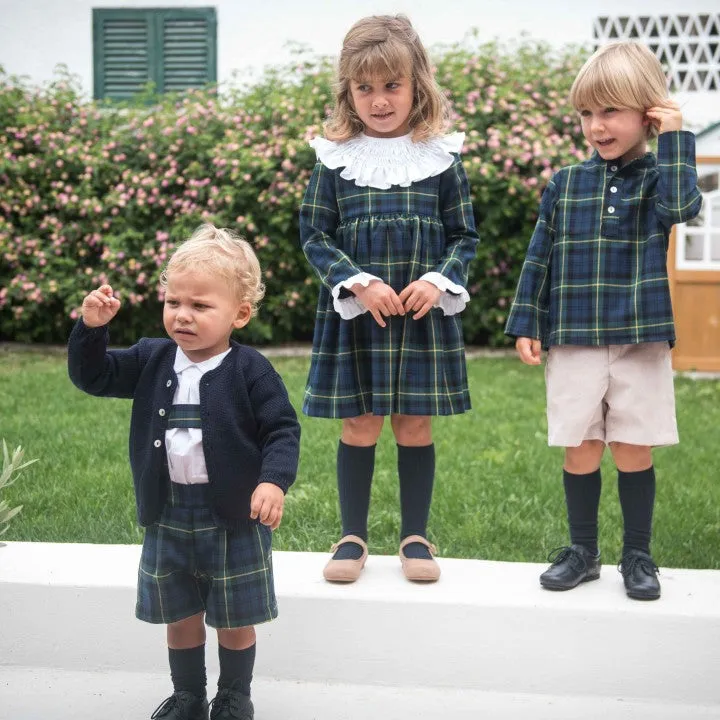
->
<box><xmin>333</xmin><ymin>441</ymin><xmax>375</xmax><ymax>560</ymax></box>
<box><xmin>398</xmin><ymin>443</ymin><xmax>435</xmax><ymax>560</ymax></box>
<box><xmin>618</xmin><ymin>466</ymin><xmax>656</xmax><ymax>556</ymax></box>
<box><xmin>169</xmin><ymin>644</ymin><xmax>206</xmax><ymax>698</ymax></box>
<box><xmin>218</xmin><ymin>643</ymin><xmax>255</xmax><ymax>696</ymax></box>
<box><xmin>563</xmin><ymin>468</ymin><xmax>601</xmax><ymax>555</ymax></box>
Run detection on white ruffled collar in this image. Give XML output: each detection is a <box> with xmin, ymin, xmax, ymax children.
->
<box><xmin>310</xmin><ymin>132</ymin><xmax>465</xmax><ymax>189</ymax></box>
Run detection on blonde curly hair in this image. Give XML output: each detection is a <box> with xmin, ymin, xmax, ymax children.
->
<box><xmin>161</xmin><ymin>224</ymin><xmax>265</xmax><ymax>317</ymax></box>
<box><xmin>325</xmin><ymin>14</ymin><xmax>450</xmax><ymax>143</ymax></box>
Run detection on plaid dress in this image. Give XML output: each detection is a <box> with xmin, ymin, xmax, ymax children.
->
<box><xmin>300</xmin><ymin>142</ymin><xmax>479</xmax><ymax>418</ymax></box>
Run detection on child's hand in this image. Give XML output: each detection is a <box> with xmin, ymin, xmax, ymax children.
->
<box><xmin>646</xmin><ymin>100</ymin><xmax>683</xmax><ymax>134</ymax></box>
<box><xmin>515</xmin><ymin>337</ymin><xmax>542</xmax><ymax>365</ymax></box>
<box><xmin>250</xmin><ymin>482</ymin><xmax>285</xmax><ymax>530</ymax></box>
<box><xmin>81</xmin><ymin>284</ymin><xmax>121</xmax><ymax>328</ymax></box>
<box><xmin>398</xmin><ymin>280</ymin><xmax>442</xmax><ymax>320</ymax></box>
<box><xmin>352</xmin><ymin>280</ymin><xmax>405</xmax><ymax>328</ymax></box>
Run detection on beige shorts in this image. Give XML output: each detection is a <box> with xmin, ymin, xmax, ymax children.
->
<box><xmin>545</xmin><ymin>343</ymin><xmax>678</xmax><ymax>448</ymax></box>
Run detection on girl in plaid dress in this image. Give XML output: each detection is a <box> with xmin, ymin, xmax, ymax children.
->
<box><xmin>68</xmin><ymin>225</ymin><xmax>300</xmax><ymax>720</ymax></box>
<box><xmin>299</xmin><ymin>15</ymin><xmax>479</xmax><ymax>584</ymax></box>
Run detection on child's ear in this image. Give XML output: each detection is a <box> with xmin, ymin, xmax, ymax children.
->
<box><xmin>233</xmin><ymin>303</ymin><xmax>252</xmax><ymax>329</ymax></box>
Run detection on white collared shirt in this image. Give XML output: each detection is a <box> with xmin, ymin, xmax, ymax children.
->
<box><xmin>165</xmin><ymin>347</ymin><xmax>231</xmax><ymax>484</ymax></box>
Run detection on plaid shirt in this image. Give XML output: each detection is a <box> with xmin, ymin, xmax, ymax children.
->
<box><xmin>505</xmin><ymin>130</ymin><xmax>702</xmax><ymax>347</ymax></box>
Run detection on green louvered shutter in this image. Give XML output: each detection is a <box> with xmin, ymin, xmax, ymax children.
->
<box><xmin>93</xmin><ymin>8</ymin><xmax>216</xmax><ymax>100</ymax></box>
<box><xmin>93</xmin><ymin>11</ymin><xmax>153</xmax><ymax>100</ymax></box>
<box><xmin>160</xmin><ymin>12</ymin><xmax>217</xmax><ymax>93</ymax></box>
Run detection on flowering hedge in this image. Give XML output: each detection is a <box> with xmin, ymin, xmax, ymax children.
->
<box><xmin>0</xmin><ymin>41</ymin><xmax>588</xmax><ymax>346</ymax></box>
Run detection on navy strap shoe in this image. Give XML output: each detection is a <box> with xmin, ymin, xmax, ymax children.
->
<box><xmin>539</xmin><ymin>544</ymin><xmax>601</xmax><ymax>591</ymax></box>
<box><xmin>619</xmin><ymin>549</ymin><xmax>661</xmax><ymax>600</ymax></box>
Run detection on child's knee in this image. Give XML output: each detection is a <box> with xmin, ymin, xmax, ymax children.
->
<box><xmin>217</xmin><ymin>625</ymin><xmax>256</xmax><ymax>650</ymax></box>
<box><xmin>391</xmin><ymin>414</ymin><xmax>432</xmax><ymax>446</ymax></box>
<box><xmin>608</xmin><ymin>442</ymin><xmax>652</xmax><ymax>472</ymax></box>
<box><xmin>563</xmin><ymin>440</ymin><xmax>604</xmax><ymax>473</ymax></box>
<box><xmin>341</xmin><ymin>414</ymin><xmax>384</xmax><ymax>445</ymax></box>
<box><xmin>167</xmin><ymin>612</ymin><xmax>206</xmax><ymax>647</ymax></box>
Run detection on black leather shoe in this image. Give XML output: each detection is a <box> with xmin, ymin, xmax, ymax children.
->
<box><xmin>539</xmin><ymin>544</ymin><xmax>601</xmax><ymax>590</ymax></box>
<box><xmin>151</xmin><ymin>691</ymin><xmax>209</xmax><ymax>720</ymax></box>
<box><xmin>619</xmin><ymin>549</ymin><xmax>661</xmax><ymax>600</ymax></box>
<box><xmin>210</xmin><ymin>688</ymin><xmax>254</xmax><ymax>720</ymax></box>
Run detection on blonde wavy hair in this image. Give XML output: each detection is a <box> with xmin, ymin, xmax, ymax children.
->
<box><xmin>325</xmin><ymin>14</ymin><xmax>450</xmax><ymax>142</ymax></box>
<box><xmin>161</xmin><ymin>224</ymin><xmax>265</xmax><ymax>317</ymax></box>
<box><xmin>570</xmin><ymin>41</ymin><xmax>669</xmax><ymax>139</ymax></box>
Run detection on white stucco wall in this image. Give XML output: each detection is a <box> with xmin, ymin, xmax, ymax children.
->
<box><xmin>0</xmin><ymin>0</ymin><xmax>718</xmax><ymax>127</ymax></box>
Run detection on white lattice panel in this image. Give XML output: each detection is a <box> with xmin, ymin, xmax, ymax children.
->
<box><xmin>593</xmin><ymin>14</ymin><xmax>720</xmax><ymax>92</ymax></box>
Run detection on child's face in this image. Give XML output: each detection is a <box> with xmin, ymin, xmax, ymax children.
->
<box><xmin>163</xmin><ymin>269</ymin><xmax>251</xmax><ymax>363</ymax></box>
<box><xmin>349</xmin><ymin>75</ymin><xmax>414</xmax><ymax>138</ymax></box>
<box><xmin>579</xmin><ymin>105</ymin><xmax>650</xmax><ymax>166</ymax></box>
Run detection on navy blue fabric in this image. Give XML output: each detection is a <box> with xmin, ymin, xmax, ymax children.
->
<box><xmin>136</xmin><ymin>483</ymin><xmax>277</xmax><ymax>628</ymax></box>
<box><xmin>506</xmin><ymin>131</ymin><xmax>702</xmax><ymax>347</ymax></box>
<box><xmin>68</xmin><ymin>319</ymin><xmax>300</xmax><ymax>529</ymax></box>
<box><xmin>300</xmin><ymin>154</ymin><xmax>479</xmax><ymax>417</ymax></box>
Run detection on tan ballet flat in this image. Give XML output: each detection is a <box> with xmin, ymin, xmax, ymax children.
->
<box><xmin>323</xmin><ymin>535</ymin><xmax>368</xmax><ymax>583</ymax></box>
<box><xmin>399</xmin><ymin>535</ymin><xmax>440</xmax><ymax>582</ymax></box>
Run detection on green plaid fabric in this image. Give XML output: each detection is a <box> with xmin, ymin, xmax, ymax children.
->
<box><xmin>136</xmin><ymin>483</ymin><xmax>277</xmax><ymax>628</ymax></box>
<box><xmin>166</xmin><ymin>404</ymin><xmax>201</xmax><ymax>429</ymax></box>
<box><xmin>505</xmin><ymin>131</ymin><xmax>702</xmax><ymax>347</ymax></box>
<box><xmin>300</xmin><ymin>155</ymin><xmax>479</xmax><ymax>417</ymax></box>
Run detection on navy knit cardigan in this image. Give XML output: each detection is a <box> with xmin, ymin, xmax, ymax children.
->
<box><xmin>68</xmin><ymin>320</ymin><xmax>301</xmax><ymax>530</ymax></box>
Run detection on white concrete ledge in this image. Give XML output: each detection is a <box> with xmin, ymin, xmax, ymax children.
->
<box><xmin>2</xmin><ymin>542</ymin><xmax>720</xmax><ymax>707</ymax></box>
<box><xmin>4</xmin><ymin>668</ymin><xmax>720</xmax><ymax>720</ymax></box>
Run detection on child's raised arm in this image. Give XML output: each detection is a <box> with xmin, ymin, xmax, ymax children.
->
<box><xmin>81</xmin><ymin>284</ymin><xmax>121</xmax><ymax>328</ymax></box>
<box><xmin>645</xmin><ymin>99</ymin><xmax>683</xmax><ymax>135</ymax></box>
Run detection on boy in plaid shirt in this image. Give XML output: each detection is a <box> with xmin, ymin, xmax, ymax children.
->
<box><xmin>69</xmin><ymin>224</ymin><xmax>300</xmax><ymax>719</ymax></box>
<box><xmin>505</xmin><ymin>42</ymin><xmax>702</xmax><ymax>600</ymax></box>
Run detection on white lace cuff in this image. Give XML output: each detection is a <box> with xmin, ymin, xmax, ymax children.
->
<box><xmin>310</xmin><ymin>132</ymin><xmax>465</xmax><ymax>190</ymax></box>
<box><xmin>420</xmin><ymin>272</ymin><xmax>470</xmax><ymax>316</ymax></box>
<box><xmin>331</xmin><ymin>273</ymin><xmax>383</xmax><ymax>320</ymax></box>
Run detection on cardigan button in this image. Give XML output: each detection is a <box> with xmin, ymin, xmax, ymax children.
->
<box><xmin>159</xmin><ymin>409</ymin><xmax>166</xmax><ymax>416</ymax></box>
<box><xmin>608</xmin><ymin>206</ymin><xmax>615</xmax><ymax>214</ymax></box>
<box><xmin>610</xmin><ymin>186</ymin><xmax>618</xmax><ymax>193</ymax></box>
<box><xmin>166</xmin><ymin>379</ymin><xmax>172</xmax><ymax>387</ymax></box>
<box><xmin>610</xmin><ymin>165</ymin><xmax>618</xmax><ymax>172</ymax></box>
<box><xmin>153</xmin><ymin>439</ymin><xmax>162</xmax><ymax>448</ymax></box>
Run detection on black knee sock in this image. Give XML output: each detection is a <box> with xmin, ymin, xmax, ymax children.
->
<box><xmin>333</xmin><ymin>441</ymin><xmax>375</xmax><ymax>560</ymax></box>
<box><xmin>563</xmin><ymin>468</ymin><xmax>601</xmax><ymax>555</ymax></box>
<box><xmin>398</xmin><ymin>443</ymin><xmax>435</xmax><ymax>560</ymax></box>
<box><xmin>169</xmin><ymin>644</ymin><xmax>206</xmax><ymax>698</ymax></box>
<box><xmin>618</xmin><ymin>466</ymin><xmax>656</xmax><ymax>556</ymax></box>
<box><xmin>218</xmin><ymin>643</ymin><xmax>255</xmax><ymax>696</ymax></box>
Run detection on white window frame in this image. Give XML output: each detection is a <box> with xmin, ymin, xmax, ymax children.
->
<box><xmin>675</xmin><ymin>167</ymin><xmax>720</xmax><ymax>270</ymax></box>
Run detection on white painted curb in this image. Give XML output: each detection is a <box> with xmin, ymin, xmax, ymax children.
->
<box><xmin>2</xmin><ymin>542</ymin><xmax>719</xmax><ymax>705</ymax></box>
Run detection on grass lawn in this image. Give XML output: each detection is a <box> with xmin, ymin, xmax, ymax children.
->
<box><xmin>1</xmin><ymin>348</ymin><xmax>718</xmax><ymax>569</ymax></box>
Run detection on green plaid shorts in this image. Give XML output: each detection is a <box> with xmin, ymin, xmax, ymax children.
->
<box><xmin>136</xmin><ymin>482</ymin><xmax>277</xmax><ymax>628</ymax></box>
